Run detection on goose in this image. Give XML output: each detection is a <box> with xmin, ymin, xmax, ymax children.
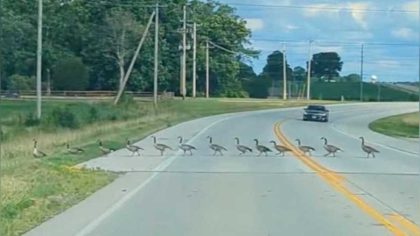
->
<box><xmin>207</xmin><ymin>136</ymin><xmax>227</xmax><ymax>156</ymax></box>
<box><xmin>66</xmin><ymin>143</ymin><xmax>84</xmax><ymax>155</ymax></box>
<box><xmin>151</xmin><ymin>136</ymin><xmax>173</xmax><ymax>156</ymax></box>
<box><xmin>295</xmin><ymin>139</ymin><xmax>315</xmax><ymax>156</ymax></box>
<box><xmin>359</xmin><ymin>137</ymin><xmax>379</xmax><ymax>158</ymax></box>
<box><xmin>33</xmin><ymin>139</ymin><xmax>47</xmax><ymax>158</ymax></box>
<box><xmin>253</xmin><ymin>139</ymin><xmax>272</xmax><ymax>156</ymax></box>
<box><xmin>126</xmin><ymin>139</ymin><xmax>143</xmax><ymax>156</ymax></box>
<box><xmin>234</xmin><ymin>137</ymin><xmax>253</xmax><ymax>155</ymax></box>
<box><xmin>269</xmin><ymin>140</ymin><xmax>291</xmax><ymax>156</ymax></box>
<box><xmin>98</xmin><ymin>140</ymin><xmax>115</xmax><ymax>155</ymax></box>
<box><xmin>320</xmin><ymin>137</ymin><xmax>342</xmax><ymax>157</ymax></box>
<box><xmin>177</xmin><ymin>136</ymin><xmax>197</xmax><ymax>156</ymax></box>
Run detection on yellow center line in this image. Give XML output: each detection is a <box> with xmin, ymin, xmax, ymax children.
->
<box><xmin>273</xmin><ymin>121</ymin><xmax>420</xmax><ymax>236</ymax></box>
<box><xmin>388</xmin><ymin>213</ymin><xmax>420</xmax><ymax>236</ymax></box>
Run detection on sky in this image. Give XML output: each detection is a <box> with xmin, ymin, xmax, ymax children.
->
<box><xmin>218</xmin><ymin>0</ymin><xmax>419</xmax><ymax>82</ymax></box>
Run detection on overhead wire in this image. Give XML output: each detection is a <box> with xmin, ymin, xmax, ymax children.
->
<box><xmin>225</xmin><ymin>2</ymin><xmax>418</xmax><ymax>14</ymax></box>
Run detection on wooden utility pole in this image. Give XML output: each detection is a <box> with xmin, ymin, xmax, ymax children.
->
<box><xmin>46</xmin><ymin>68</ymin><xmax>51</xmax><ymax>96</ymax></box>
<box><xmin>0</xmin><ymin>0</ymin><xmax>2</xmax><ymax>99</ymax></box>
<box><xmin>114</xmin><ymin>11</ymin><xmax>156</xmax><ymax>104</ymax></box>
<box><xmin>306</xmin><ymin>40</ymin><xmax>312</xmax><ymax>100</ymax></box>
<box><xmin>153</xmin><ymin>4</ymin><xmax>159</xmax><ymax>107</ymax></box>
<box><xmin>192</xmin><ymin>22</ymin><xmax>197</xmax><ymax>98</ymax></box>
<box><xmin>36</xmin><ymin>0</ymin><xmax>43</xmax><ymax>118</ymax></box>
<box><xmin>360</xmin><ymin>44</ymin><xmax>364</xmax><ymax>101</ymax></box>
<box><xmin>181</xmin><ymin>5</ymin><xmax>187</xmax><ymax>99</ymax></box>
<box><xmin>205</xmin><ymin>40</ymin><xmax>209</xmax><ymax>98</ymax></box>
<box><xmin>282</xmin><ymin>44</ymin><xmax>287</xmax><ymax>100</ymax></box>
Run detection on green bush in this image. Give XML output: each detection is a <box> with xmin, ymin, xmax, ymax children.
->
<box><xmin>88</xmin><ymin>106</ymin><xmax>99</xmax><ymax>123</ymax></box>
<box><xmin>244</xmin><ymin>78</ymin><xmax>271</xmax><ymax>98</ymax></box>
<box><xmin>8</xmin><ymin>74</ymin><xmax>34</xmax><ymax>91</ymax></box>
<box><xmin>119</xmin><ymin>93</ymin><xmax>135</xmax><ymax>105</ymax></box>
<box><xmin>24</xmin><ymin>112</ymin><xmax>40</xmax><ymax>127</ymax></box>
<box><xmin>45</xmin><ymin>106</ymin><xmax>79</xmax><ymax>128</ymax></box>
<box><xmin>107</xmin><ymin>114</ymin><xmax>118</xmax><ymax>121</ymax></box>
<box><xmin>1</xmin><ymin>203</ymin><xmax>18</xmax><ymax>219</ymax></box>
<box><xmin>53</xmin><ymin>57</ymin><xmax>89</xmax><ymax>90</ymax></box>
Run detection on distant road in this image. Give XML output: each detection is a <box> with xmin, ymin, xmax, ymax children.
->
<box><xmin>26</xmin><ymin>102</ymin><xmax>419</xmax><ymax>236</ymax></box>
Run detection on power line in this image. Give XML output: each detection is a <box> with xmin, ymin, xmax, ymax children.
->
<box><xmin>250</xmin><ymin>38</ymin><xmax>419</xmax><ymax>47</ymax></box>
<box><xmin>226</xmin><ymin>2</ymin><xmax>418</xmax><ymax>14</ymax></box>
<box><xmin>209</xmin><ymin>41</ymin><xmax>238</xmax><ymax>54</ymax></box>
<box><xmin>208</xmin><ymin>41</ymin><xmax>254</xmax><ymax>58</ymax></box>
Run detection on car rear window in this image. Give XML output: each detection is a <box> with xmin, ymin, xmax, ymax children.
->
<box><xmin>307</xmin><ymin>105</ymin><xmax>326</xmax><ymax>111</ymax></box>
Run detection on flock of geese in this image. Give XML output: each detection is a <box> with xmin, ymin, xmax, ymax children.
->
<box><xmin>33</xmin><ymin>136</ymin><xmax>380</xmax><ymax>158</ymax></box>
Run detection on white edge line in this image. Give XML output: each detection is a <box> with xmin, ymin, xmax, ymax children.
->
<box><xmin>75</xmin><ymin>113</ymin><xmax>249</xmax><ymax>236</ymax></box>
<box><xmin>329</xmin><ymin>123</ymin><xmax>419</xmax><ymax>157</ymax></box>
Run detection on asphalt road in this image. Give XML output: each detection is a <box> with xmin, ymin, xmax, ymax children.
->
<box><xmin>26</xmin><ymin>102</ymin><xmax>419</xmax><ymax>236</ymax></box>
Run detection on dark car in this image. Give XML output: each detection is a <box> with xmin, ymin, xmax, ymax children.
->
<box><xmin>303</xmin><ymin>105</ymin><xmax>329</xmax><ymax>122</ymax></box>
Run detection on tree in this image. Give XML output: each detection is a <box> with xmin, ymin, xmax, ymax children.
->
<box><xmin>8</xmin><ymin>74</ymin><xmax>34</xmax><ymax>91</ymax></box>
<box><xmin>260</xmin><ymin>51</ymin><xmax>291</xmax><ymax>82</ymax></box>
<box><xmin>0</xmin><ymin>0</ymin><xmax>257</xmax><ymax>96</ymax></box>
<box><xmin>1</xmin><ymin>0</ymin><xmax>37</xmax><ymax>78</ymax></box>
<box><xmin>290</xmin><ymin>66</ymin><xmax>306</xmax><ymax>97</ymax></box>
<box><xmin>292</xmin><ymin>66</ymin><xmax>306</xmax><ymax>81</ymax></box>
<box><xmin>104</xmin><ymin>9</ymin><xmax>143</xmax><ymax>91</ymax></box>
<box><xmin>311</xmin><ymin>52</ymin><xmax>343</xmax><ymax>81</ymax></box>
<box><xmin>189</xmin><ymin>0</ymin><xmax>257</xmax><ymax>96</ymax></box>
<box><xmin>243</xmin><ymin>76</ymin><xmax>271</xmax><ymax>98</ymax></box>
<box><xmin>238</xmin><ymin>62</ymin><xmax>257</xmax><ymax>80</ymax></box>
<box><xmin>52</xmin><ymin>57</ymin><xmax>89</xmax><ymax>90</ymax></box>
<box><xmin>343</xmin><ymin>73</ymin><xmax>361</xmax><ymax>82</ymax></box>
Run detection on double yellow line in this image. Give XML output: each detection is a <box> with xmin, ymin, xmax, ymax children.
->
<box><xmin>273</xmin><ymin>122</ymin><xmax>420</xmax><ymax>236</ymax></box>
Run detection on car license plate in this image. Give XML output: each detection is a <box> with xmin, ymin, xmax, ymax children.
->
<box><xmin>312</xmin><ymin>115</ymin><xmax>317</xmax><ymax>119</ymax></box>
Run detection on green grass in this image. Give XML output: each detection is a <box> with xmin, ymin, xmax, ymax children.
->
<box><xmin>369</xmin><ymin>112</ymin><xmax>419</xmax><ymax>138</ymax></box>
<box><xmin>311</xmin><ymin>82</ymin><xmax>419</xmax><ymax>101</ymax></box>
<box><xmin>0</xmin><ymin>98</ymin><xmax>335</xmax><ymax>236</ymax></box>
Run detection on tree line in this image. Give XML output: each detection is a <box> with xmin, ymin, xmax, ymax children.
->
<box><xmin>239</xmin><ymin>50</ymin><xmax>359</xmax><ymax>98</ymax></box>
<box><xmin>0</xmin><ymin>0</ymin><xmax>354</xmax><ymax>98</ymax></box>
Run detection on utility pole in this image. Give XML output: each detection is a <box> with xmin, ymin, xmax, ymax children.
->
<box><xmin>0</xmin><ymin>125</ymin><xmax>3</xmax><ymax>200</ymax></box>
<box><xmin>205</xmin><ymin>40</ymin><xmax>209</xmax><ymax>98</ymax></box>
<box><xmin>153</xmin><ymin>3</ymin><xmax>159</xmax><ymax>107</ymax></box>
<box><xmin>181</xmin><ymin>5</ymin><xmax>187</xmax><ymax>99</ymax></box>
<box><xmin>46</xmin><ymin>68</ymin><xmax>51</xmax><ymax>96</ymax></box>
<box><xmin>0</xmin><ymin>0</ymin><xmax>2</xmax><ymax>99</ymax></box>
<box><xmin>282</xmin><ymin>44</ymin><xmax>287</xmax><ymax>100</ymax></box>
<box><xmin>306</xmin><ymin>40</ymin><xmax>312</xmax><ymax>100</ymax></box>
<box><xmin>360</xmin><ymin>44</ymin><xmax>364</xmax><ymax>102</ymax></box>
<box><xmin>36</xmin><ymin>0</ymin><xmax>43</xmax><ymax>119</ymax></box>
<box><xmin>192</xmin><ymin>22</ymin><xmax>197</xmax><ymax>98</ymax></box>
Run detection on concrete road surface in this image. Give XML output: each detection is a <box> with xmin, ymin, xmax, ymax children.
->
<box><xmin>26</xmin><ymin>102</ymin><xmax>419</xmax><ymax>236</ymax></box>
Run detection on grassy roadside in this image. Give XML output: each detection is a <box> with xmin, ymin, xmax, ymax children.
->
<box><xmin>369</xmin><ymin>112</ymin><xmax>419</xmax><ymax>138</ymax></box>
<box><xmin>0</xmin><ymin>98</ymin><xmax>334</xmax><ymax>235</ymax></box>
